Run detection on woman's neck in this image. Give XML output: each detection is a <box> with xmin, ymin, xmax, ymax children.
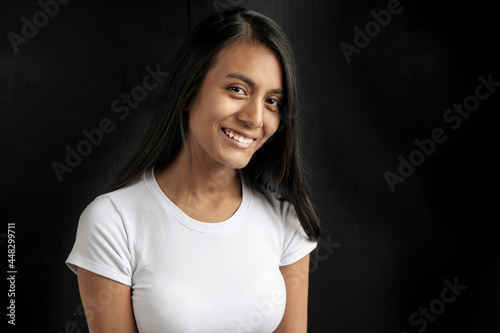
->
<box><xmin>154</xmin><ymin>146</ymin><xmax>242</xmax><ymax>222</ymax></box>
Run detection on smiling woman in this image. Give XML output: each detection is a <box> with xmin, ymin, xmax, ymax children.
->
<box><xmin>65</xmin><ymin>7</ymin><xmax>321</xmax><ymax>333</ymax></box>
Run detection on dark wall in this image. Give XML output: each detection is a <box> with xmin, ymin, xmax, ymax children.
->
<box><xmin>1</xmin><ymin>0</ymin><xmax>498</xmax><ymax>332</ymax></box>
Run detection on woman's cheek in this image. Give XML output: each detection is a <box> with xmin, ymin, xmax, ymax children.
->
<box><xmin>266</xmin><ymin>113</ymin><xmax>281</xmax><ymax>137</ymax></box>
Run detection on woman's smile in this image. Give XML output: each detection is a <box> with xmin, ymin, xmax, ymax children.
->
<box><xmin>222</xmin><ymin>127</ymin><xmax>256</xmax><ymax>147</ymax></box>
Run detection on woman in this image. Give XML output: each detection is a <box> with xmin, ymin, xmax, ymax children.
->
<box><xmin>66</xmin><ymin>7</ymin><xmax>321</xmax><ymax>332</ymax></box>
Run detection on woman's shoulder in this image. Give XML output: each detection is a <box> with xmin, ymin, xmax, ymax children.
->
<box><xmin>243</xmin><ymin>173</ymin><xmax>295</xmax><ymax>221</ymax></box>
<box><xmin>83</xmin><ymin>173</ymin><xmax>149</xmax><ymax>218</ymax></box>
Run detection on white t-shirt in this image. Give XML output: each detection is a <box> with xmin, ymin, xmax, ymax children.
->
<box><xmin>66</xmin><ymin>168</ymin><xmax>317</xmax><ymax>332</ymax></box>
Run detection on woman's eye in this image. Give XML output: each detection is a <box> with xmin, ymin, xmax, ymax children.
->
<box><xmin>266</xmin><ymin>98</ymin><xmax>281</xmax><ymax>107</ymax></box>
<box><xmin>228</xmin><ymin>86</ymin><xmax>245</xmax><ymax>95</ymax></box>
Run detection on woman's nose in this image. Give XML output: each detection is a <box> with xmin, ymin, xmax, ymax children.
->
<box><xmin>237</xmin><ymin>98</ymin><xmax>264</xmax><ymax>128</ymax></box>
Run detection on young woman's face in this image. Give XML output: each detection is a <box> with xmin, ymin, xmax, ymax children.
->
<box><xmin>187</xmin><ymin>39</ymin><xmax>283</xmax><ymax>170</ymax></box>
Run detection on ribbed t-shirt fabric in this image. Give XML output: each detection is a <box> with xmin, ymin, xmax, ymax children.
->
<box><xmin>66</xmin><ymin>168</ymin><xmax>317</xmax><ymax>332</ymax></box>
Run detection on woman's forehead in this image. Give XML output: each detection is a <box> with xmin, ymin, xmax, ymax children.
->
<box><xmin>208</xmin><ymin>39</ymin><xmax>283</xmax><ymax>88</ymax></box>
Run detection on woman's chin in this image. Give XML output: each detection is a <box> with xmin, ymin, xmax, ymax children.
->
<box><xmin>222</xmin><ymin>156</ymin><xmax>252</xmax><ymax>170</ymax></box>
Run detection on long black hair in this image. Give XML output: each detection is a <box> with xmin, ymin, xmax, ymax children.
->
<box><xmin>103</xmin><ymin>8</ymin><xmax>321</xmax><ymax>242</ymax></box>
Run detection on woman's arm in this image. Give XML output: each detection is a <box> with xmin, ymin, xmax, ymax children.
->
<box><xmin>77</xmin><ymin>267</ymin><xmax>137</xmax><ymax>333</ymax></box>
<box><xmin>274</xmin><ymin>253</ymin><xmax>311</xmax><ymax>333</ymax></box>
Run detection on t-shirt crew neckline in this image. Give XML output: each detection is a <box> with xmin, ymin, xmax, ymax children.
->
<box><xmin>143</xmin><ymin>168</ymin><xmax>251</xmax><ymax>234</ymax></box>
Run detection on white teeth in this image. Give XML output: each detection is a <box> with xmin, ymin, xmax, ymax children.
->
<box><xmin>224</xmin><ymin>128</ymin><xmax>253</xmax><ymax>144</ymax></box>
<box><xmin>225</xmin><ymin>129</ymin><xmax>234</xmax><ymax>138</ymax></box>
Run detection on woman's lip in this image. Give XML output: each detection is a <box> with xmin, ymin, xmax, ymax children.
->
<box><xmin>221</xmin><ymin>128</ymin><xmax>255</xmax><ymax>149</ymax></box>
<box><xmin>222</xmin><ymin>127</ymin><xmax>256</xmax><ymax>140</ymax></box>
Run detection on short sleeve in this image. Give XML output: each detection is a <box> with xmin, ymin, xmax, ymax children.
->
<box><xmin>66</xmin><ymin>195</ymin><xmax>132</xmax><ymax>286</ymax></box>
<box><xmin>280</xmin><ymin>203</ymin><xmax>318</xmax><ymax>266</ymax></box>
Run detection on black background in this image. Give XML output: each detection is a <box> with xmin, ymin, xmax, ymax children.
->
<box><xmin>1</xmin><ymin>0</ymin><xmax>499</xmax><ymax>332</ymax></box>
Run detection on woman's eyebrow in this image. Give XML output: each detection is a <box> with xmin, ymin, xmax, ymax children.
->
<box><xmin>226</xmin><ymin>72</ymin><xmax>283</xmax><ymax>95</ymax></box>
<box><xmin>226</xmin><ymin>73</ymin><xmax>254</xmax><ymax>86</ymax></box>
